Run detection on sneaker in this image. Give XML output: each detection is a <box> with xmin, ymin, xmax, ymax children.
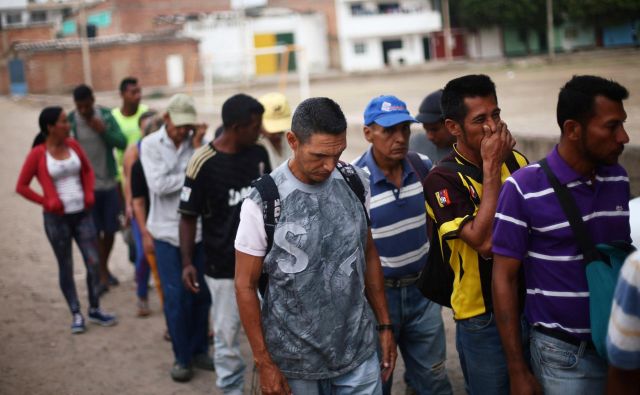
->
<box><xmin>88</xmin><ymin>308</ymin><xmax>117</xmax><ymax>327</ymax></box>
<box><xmin>136</xmin><ymin>300</ymin><xmax>151</xmax><ymax>317</ymax></box>
<box><xmin>192</xmin><ymin>354</ymin><xmax>215</xmax><ymax>372</ymax></box>
<box><xmin>170</xmin><ymin>362</ymin><xmax>193</xmax><ymax>382</ymax></box>
<box><xmin>71</xmin><ymin>313</ymin><xmax>86</xmax><ymax>334</ymax></box>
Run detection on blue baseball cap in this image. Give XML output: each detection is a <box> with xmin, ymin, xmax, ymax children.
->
<box><xmin>364</xmin><ymin>95</ymin><xmax>418</xmax><ymax>127</ymax></box>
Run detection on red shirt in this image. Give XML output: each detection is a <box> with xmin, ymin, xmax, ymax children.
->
<box><xmin>16</xmin><ymin>138</ymin><xmax>95</xmax><ymax>215</ymax></box>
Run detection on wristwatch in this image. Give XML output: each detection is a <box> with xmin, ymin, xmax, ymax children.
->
<box><xmin>376</xmin><ymin>323</ymin><xmax>393</xmax><ymax>331</ymax></box>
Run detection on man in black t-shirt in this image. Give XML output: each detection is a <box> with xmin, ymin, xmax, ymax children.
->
<box><xmin>179</xmin><ymin>94</ymin><xmax>269</xmax><ymax>395</ymax></box>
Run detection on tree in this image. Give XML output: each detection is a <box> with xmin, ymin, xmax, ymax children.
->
<box><xmin>450</xmin><ymin>0</ymin><xmax>562</xmax><ymax>55</ymax></box>
<box><xmin>561</xmin><ymin>0</ymin><xmax>640</xmax><ymax>26</ymax></box>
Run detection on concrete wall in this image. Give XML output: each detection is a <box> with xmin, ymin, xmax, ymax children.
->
<box><xmin>336</xmin><ymin>0</ymin><xmax>440</xmax><ymax>72</ymax></box>
<box><xmin>269</xmin><ymin>0</ymin><xmax>340</xmax><ymax>69</ymax></box>
<box><xmin>15</xmin><ymin>39</ymin><xmax>201</xmax><ymax>93</ymax></box>
<box><xmin>466</xmin><ymin>27</ymin><xmax>503</xmax><ymax>60</ymax></box>
<box><xmin>184</xmin><ymin>11</ymin><xmax>329</xmax><ymax>81</ymax></box>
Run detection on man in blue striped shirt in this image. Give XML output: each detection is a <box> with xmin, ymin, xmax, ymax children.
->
<box><xmin>492</xmin><ymin>75</ymin><xmax>632</xmax><ymax>395</ymax></box>
<box><xmin>354</xmin><ymin>95</ymin><xmax>452</xmax><ymax>395</ymax></box>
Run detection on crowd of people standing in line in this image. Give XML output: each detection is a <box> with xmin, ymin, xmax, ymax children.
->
<box><xmin>15</xmin><ymin>72</ymin><xmax>639</xmax><ymax>395</ymax></box>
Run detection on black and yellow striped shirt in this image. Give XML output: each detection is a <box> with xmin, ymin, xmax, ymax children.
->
<box><xmin>425</xmin><ymin>146</ymin><xmax>528</xmax><ymax>320</ymax></box>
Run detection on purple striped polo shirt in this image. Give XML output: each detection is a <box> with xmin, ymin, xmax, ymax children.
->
<box><xmin>492</xmin><ymin>146</ymin><xmax>631</xmax><ymax>340</ymax></box>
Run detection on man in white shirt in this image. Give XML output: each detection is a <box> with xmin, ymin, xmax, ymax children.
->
<box><xmin>140</xmin><ymin>93</ymin><xmax>212</xmax><ymax>382</ymax></box>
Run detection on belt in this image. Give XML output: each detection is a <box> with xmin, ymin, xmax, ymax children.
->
<box><xmin>384</xmin><ymin>273</ymin><xmax>420</xmax><ymax>288</ymax></box>
<box><xmin>534</xmin><ymin>326</ymin><xmax>595</xmax><ymax>350</ymax></box>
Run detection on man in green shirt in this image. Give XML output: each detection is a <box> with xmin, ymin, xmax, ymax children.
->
<box><xmin>112</xmin><ymin>77</ymin><xmax>149</xmax><ymax>149</ymax></box>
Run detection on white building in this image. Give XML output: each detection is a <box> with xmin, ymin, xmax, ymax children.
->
<box><xmin>183</xmin><ymin>7</ymin><xmax>329</xmax><ymax>81</ymax></box>
<box><xmin>335</xmin><ymin>0</ymin><xmax>442</xmax><ymax>72</ymax></box>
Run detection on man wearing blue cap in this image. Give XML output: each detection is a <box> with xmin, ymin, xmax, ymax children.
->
<box><xmin>354</xmin><ymin>95</ymin><xmax>453</xmax><ymax>395</ymax></box>
<box><xmin>410</xmin><ymin>89</ymin><xmax>455</xmax><ymax>164</ymax></box>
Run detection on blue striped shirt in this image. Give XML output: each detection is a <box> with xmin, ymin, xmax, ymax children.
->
<box><xmin>492</xmin><ymin>146</ymin><xmax>631</xmax><ymax>340</ymax></box>
<box><xmin>354</xmin><ymin>148</ymin><xmax>432</xmax><ymax>277</ymax></box>
<box><xmin>607</xmin><ymin>251</ymin><xmax>640</xmax><ymax>369</ymax></box>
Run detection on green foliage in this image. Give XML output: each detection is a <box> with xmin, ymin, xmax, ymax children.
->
<box><xmin>561</xmin><ymin>0</ymin><xmax>640</xmax><ymax>25</ymax></box>
<box><xmin>451</xmin><ymin>0</ymin><xmax>549</xmax><ymax>29</ymax></box>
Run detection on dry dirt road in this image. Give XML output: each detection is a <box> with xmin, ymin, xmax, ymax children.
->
<box><xmin>2</xmin><ymin>49</ymin><xmax>639</xmax><ymax>395</ymax></box>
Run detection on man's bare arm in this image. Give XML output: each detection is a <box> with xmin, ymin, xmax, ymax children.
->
<box><xmin>363</xmin><ymin>229</ymin><xmax>397</xmax><ymax>382</ymax></box>
<box><xmin>235</xmin><ymin>250</ymin><xmax>291</xmax><ymax>395</ymax></box>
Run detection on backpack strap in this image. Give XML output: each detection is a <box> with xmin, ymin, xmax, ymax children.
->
<box><xmin>335</xmin><ymin>161</ymin><xmax>371</xmax><ymax>227</ymax></box>
<box><xmin>251</xmin><ymin>174</ymin><xmax>280</xmax><ymax>255</ymax></box>
<box><xmin>406</xmin><ymin>151</ymin><xmax>430</xmax><ymax>184</ymax></box>
<box><xmin>539</xmin><ymin>158</ymin><xmax>601</xmax><ymax>263</ymax></box>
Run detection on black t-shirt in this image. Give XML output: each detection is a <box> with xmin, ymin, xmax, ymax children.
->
<box><xmin>178</xmin><ymin>142</ymin><xmax>271</xmax><ymax>278</ymax></box>
<box><xmin>131</xmin><ymin>159</ymin><xmax>149</xmax><ymax>216</ymax></box>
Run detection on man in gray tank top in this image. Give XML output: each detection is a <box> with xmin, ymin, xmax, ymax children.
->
<box><xmin>235</xmin><ymin>97</ymin><xmax>397</xmax><ymax>394</ymax></box>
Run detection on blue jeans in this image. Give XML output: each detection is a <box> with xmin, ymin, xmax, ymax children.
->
<box><xmin>455</xmin><ymin>312</ymin><xmax>510</xmax><ymax>395</ymax></box>
<box><xmin>43</xmin><ymin>212</ymin><xmax>100</xmax><ymax>314</ymax></box>
<box><xmin>382</xmin><ymin>284</ymin><xmax>452</xmax><ymax>395</ymax></box>
<box><xmin>205</xmin><ymin>276</ymin><xmax>245</xmax><ymax>395</ymax></box>
<box><xmin>288</xmin><ymin>352</ymin><xmax>381</xmax><ymax>395</ymax></box>
<box><xmin>530</xmin><ymin>329</ymin><xmax>607</xmax><ymax>395</ymax></box>
<box><xmin>154</xmin><ymin>240</ymin><xmax>210</xmax><ymax>367</ymax></box>
<box><xmin>131</xmin><ymin>219</ymin><xmax>150</xmax><ymax>299</ymax></box>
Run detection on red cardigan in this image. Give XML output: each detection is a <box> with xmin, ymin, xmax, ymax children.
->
<box><xmin>16</xmin><ymin>138</ymin><xmax>95</xmax><ymax>215</ymax></box>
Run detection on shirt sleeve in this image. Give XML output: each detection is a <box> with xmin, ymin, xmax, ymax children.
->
<box><xmin>178</xmin><ymin>167</ymin><xmax>205</xmax><ymax>217</ymax></box>
<box><xmin>130</xmin><ymin>160</ymin><xmax>148</xmax><ymax>199</ymax></box>
<box><xmin>140</xmin><ymin>137</ymin><xmax>185</xmax><ymax>195</ymax></box>
<box><xmin>492</xmin><ymin>177</ymin><xmax>530</xmax><ymax>260</ymax></box>
<box><xmin>607</xmin><ymin>252</ymin><xmax>640</xmax><ymax>370</ymax></box>
<box><xmin>235</xmin><ymin>198</ymin><xmax>268</xmax><ymax>257</ymax></box>
<box><xmin>424</xmin><ymin>170</ymin><xmax>476</xmax><ymax>239</ymax></box>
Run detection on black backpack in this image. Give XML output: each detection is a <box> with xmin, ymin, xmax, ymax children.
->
<box><xmin>251</xmin><ymin>161</ymin><xmax>369</xmax><ymax>295</ymax></box>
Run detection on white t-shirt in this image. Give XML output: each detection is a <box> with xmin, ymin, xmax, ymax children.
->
<box><xmin>47</xmin><ymin>150</ymin><xmax>84</xmax><ymax>213</ymax></box>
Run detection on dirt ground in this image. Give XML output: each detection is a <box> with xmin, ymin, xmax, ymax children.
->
<box><xmin>1</xmin><ymin>49</ymin><xmax>639</xmax><ymax>395</ymax></box>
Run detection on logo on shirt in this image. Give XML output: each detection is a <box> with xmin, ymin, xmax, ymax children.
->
<box><xmin>435</xmin><ymin>189</ymin><xmax>451</xmax><ymax>207</ymax></box>
<box><xmin>180</xmin><ymin>186</ymin><xmax>192</xmax><ymax>202</ymax></box>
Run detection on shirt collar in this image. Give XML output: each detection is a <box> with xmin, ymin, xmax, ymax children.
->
<box><xmin>452</xmin><ymin>144</ymin><xmax>478</xmax><ymax>168</ymax></box>
<box><xmin>363</xmin><ymin>146</ymin><xmax>414</xmax><ymax>185</ymax></box>
<box><xmin>546</xmin><ymin>145</ymin><xmax>603</xmax><ymax>185</ymax></box>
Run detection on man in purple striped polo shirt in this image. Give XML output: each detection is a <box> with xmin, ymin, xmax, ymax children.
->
<box><xmin>492</xmin><ymin>75</ymin><xmax>631</xmax><ymax>395</ymax></box>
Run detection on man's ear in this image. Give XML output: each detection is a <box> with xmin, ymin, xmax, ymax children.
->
<box><xmin>363</xmin><ymin>125</ymin><xmax>373</xmax><ymax>143</ymax></box>
<box><xmin>444</xmin><ymin>118</ymin><xmax>462</xmax><ymax>137</ymax></box>
<box><xmin>563</xmin><ymin>119</ymin><xmax>581</xmax><ymax>141</ymax></box>
<box><xmin>286</xmin><ymin>130</ymin><xmax>299</xmax><ymax>151</ymax></box>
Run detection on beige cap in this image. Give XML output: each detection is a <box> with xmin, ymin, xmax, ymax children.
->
<box><xmin>167</xmin><ymin>93</ymin><xmax>197</xmax><ymax>126</ymax></box>
<box><xmin>259</xmin><ymin>92</ymin><xmax>292</xmax><ymax>134</ymax></box>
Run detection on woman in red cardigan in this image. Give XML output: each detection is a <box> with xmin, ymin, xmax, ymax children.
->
<box><xmin>16</xmin><ymin>106</ymin><xmax>118</xmax><ymax>334</ymax></box>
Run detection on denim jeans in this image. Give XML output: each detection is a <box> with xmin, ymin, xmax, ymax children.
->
<box><xmin>43</xmin><ymin>211</ymin><xmax>100</xmax><ymax>314</ymax></box>
<box><xmin>382</xmin><ymin>284</ymin><xmax>452</xmax><ymax>395</ymax></box>
<box><xmin>204</xmin><ymin>276</ymin><xmax>245</xmax><ymax>395</ymax></box>
<box><xmin>131</xmin><ymin>219</ymin><xmax>150</xmax><ymax>299</ymax></box>
<box><xmin>287</xmin><ymin>352</ymin><xmax>381</xmax><ymax>395</ymax></box>
<box><xmin>530</xmin><ymin>329</ymin><xmax>607</xmax><ymax>395</ymax></box>
<box><xmin>154</xmin><ymin>240</ymin><xmax>210</xmax><ymax>367</ymax></box>
<box><xmin>455</xmin><ymin>312</ymin><xmax>510</xmax><ymax>395</ymax></box>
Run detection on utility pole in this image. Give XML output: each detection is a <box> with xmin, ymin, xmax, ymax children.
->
<box><xmin>442</xmin><ymin>0</ymin><xmax>452</xmax><ymax>61</ymax></box>
<box><xmin>546</xmin><ymin>0</ymin><xmax>555</xmax><ymax>61</ymax></box>
<box><xmin>79</xmin><ymin>0</ymin><xmax>92</xmax><ymax>85</ymax></box>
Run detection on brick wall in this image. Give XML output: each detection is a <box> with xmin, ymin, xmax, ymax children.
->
<box><xmin>17</xmin><ymin>38</ymin><xmax>201</xmax><ymax>94</ymax></box>
<box><xmin>0</xmin><ymin>24</ymin><xmax>56</xmax><ymax>53</ymax></box>
<box><xmin>85</xmin><ymin>0</ymin><xmax>229</xmax><ymax>36</ymax></box>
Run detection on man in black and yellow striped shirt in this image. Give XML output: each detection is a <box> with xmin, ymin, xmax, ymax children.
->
<box><xmin>424</xmin><ymin>75</ymin><xmax>528</xmax><ymax>395</ymax></box>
